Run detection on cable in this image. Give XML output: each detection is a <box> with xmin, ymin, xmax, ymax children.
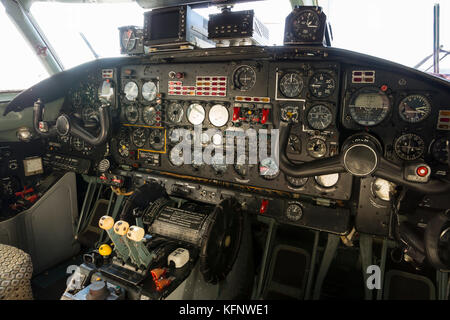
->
<box><xmin>110</xmin><ymin>186</ymin><xmax>133</xmax><ymax>196</ymax></box>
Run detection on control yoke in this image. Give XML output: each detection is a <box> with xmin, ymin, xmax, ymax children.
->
<box><xmin>278</xmin><ymin>121</ymin><xmax>450</xmax><ymax>194</ymax></box>
<box><xmin>33</xmin><ymin>98</ymin><xmax>110</xmax><ymax>146</ymax></box>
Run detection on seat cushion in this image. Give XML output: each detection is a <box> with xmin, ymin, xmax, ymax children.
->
<box><xmin>0</xmin><ymin>244</ymin><xmax>33</xmax><ymax>300</ymax></box>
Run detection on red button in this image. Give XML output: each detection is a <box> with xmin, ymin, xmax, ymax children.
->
<box><xmin>416</xmin><ymin>166</ymin><xmax>429</xmax><ymax>177</ymax></box>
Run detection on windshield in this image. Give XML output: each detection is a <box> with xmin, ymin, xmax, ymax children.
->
<box><xmin>9</xmin><ymin>0</ymin><xmax>450</xmax><ymax>76</ymax></box>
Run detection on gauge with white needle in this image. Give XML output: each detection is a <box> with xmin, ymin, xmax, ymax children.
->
<box><xmin>208</xmin><ymin>104</ymin><xmax>229</xmax><ymax>127</ymax></box>
<box><xmin>187</xmin><ymin>103</ymin><xmax>205</xmax><ymax>125</ymax></box>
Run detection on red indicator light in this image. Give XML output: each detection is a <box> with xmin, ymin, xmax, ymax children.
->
<box><xmin>365</xmin><ymin>78</ymin><xmax>374</xmax><ymax>82</ymax></box>
<box><xmin>204</xmin><ymin>77</ymin><xmax>210</xmax><ymax>81</ymax></box>
<box><xmin>212</xmin><ymin>92</ymin><xmax>217</xmax><ymax>96</ymax></box>
<box><xmin>244</xmin><ymin>97</ymin><xmax>252</xmax><ymax>101</ymax></box>
<box><xmin>219</xmin><ymin>92</ymin><xmax>225</xmax><ymax>96</ymax></box>
<box><xmin>212</xmin><ymin>77</ymin><xmax>218</xmax><ymax>81</ymax></box>
<box><xmin>354</xmin><ymin>78</ymin><xmax>362</xmax><ymax>82</ymax></box>
<box><xmin>261</xmin><ymin>109</ymin><xmax>270</xmax><ymax>124</ymax></box>
<box><xmin>440</xmin><ymin>118</ymin><xmax>450</xmax><ymax>122</ymax></box>
<box><xmin>176</xmin><ymin>72</ymin><xmax>184</xmax><ymax>79</ymax></box>
<box><xmin>380</xmin><ymin>85</ymin><xmax>388</xmax><ymax>92</ymax></box>
<box><xmin>353</xmin><ymin>72</ymin><xmax>362</xmax><ymax>76</ymax></box>
<box><xmin>260</xmin><ymin>199</ymin><xmax>269</xmax><ymax>214</ymax></box>
<box><xmin>219</xmin><ymin>77</ymin><xmax>226</xmax><ymax>81</ymax></box>
<box><xmin>197</xmin><ymin>92</ymin><xmax>203</xmax><ymax>96</ymax></box>
<box><xmin>233</xmin><ymin>107</ymin><xmax>240</xmax><ymax>121</ymax></box>
<box><xmin>416</xmin><ymin>166</ymin><xmax>429</xmax><ymax>177</ymax></box>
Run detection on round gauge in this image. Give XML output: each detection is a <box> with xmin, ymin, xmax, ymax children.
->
<box><xmin>394</xmin><ymin>133</ymin><xmax>425</xmax><ymax>161</ymax></box>
<box><xmin>187</xmin><ymin>103</ymin><xmax>205</xmax><ymax>125</ymax></box>
<box><xmin>121</xmin><ymin>28</ymin><xmax>136</xmax><ymax>52</ymax></box>
<box><xmin>233</xmin><ymin>66</ymin><xmax>256</xmax><ymax>91</ymax></box>
<box><xmin>292</xmin><ymin>10</ymin><xmax>320</xmax><ymax>41</ymax></box>
<box><xmin>286</xmin><ymin>203</ymin><xmax>303</xmax><ymax>222</ymax></box>
<box><xmin>142</xmin><ymin>106</ymin><xmax>157</xmax><ymax>125</ymax></box>
<box><xmin>149</xmin><ymin>130</ymin><xmax>164</xmax><ymax>150</ymax></box>
<box><xmin>118</xmin><ymin>139</ymin><xmax>130</xmax><ymax>157</ymax></box>
<box><xmin>201</xmin><ymin>132</ymin><xmax>210</xmax><ymax>145</ymax></box>
<box><xmin>307</xmin><ymin>137</ymin><xmax>327</xmax><ymax>158</ymax></box>
<box><xmin>71</xmin><ymin>137</ymin><xmax>85</xmax><ymax>152</ymax></box>
<box><xmin>309</xmin><ymin>72</ymin><xmax>336</xmax><ymax>98</ymax></box>
<box><xmin>82</xmin><ymin>107</ymin><xmax>98</xmax><ymax>122</ymax></box>
<box><xmin>167</xmin><ymin>102</ymin><xmax>184</xmax><ymax>123</ymax></box>
<box><xmin>131</xmin><ymin>128</ymin><xmax>148</xmax><ymax>148</ymax></box>
<box><xmin>169</xmin><ymin>147</ymin><xmax>184</xmax><ymax>166</ymax></box>
<box><xmin>125</xmin><ymin>104</ymin><xmax>139</xmax><ymax>123</ymax></box>
<box><xmin>280</xmin><ymin>105</ymin><xmax>300</xmax><ymax>123</ymax></box>
<box><xmin>212</xmin><ymin>133</ymin><xmax>223</xmax><ymax>146</ymax></box>
<box><xmin>168</xmin><ymin>128</ymin><xmax>181</xmax><ymax>144</ymax></box>
<box><xmin>123</xmin><ymin>81</ymin><xmax>139</xmax><ymax>101</ymax></box>
<box><xmin>209</xmin><ymin>104</ymin><xmax>229</xmax><ymax>127</ymax></box>
<box><xmin>142</xmin><ymin>81</ymin><xmax>157</xmax><ymax>101</ymax></box>
<box><xmin>430</xmin><ymin>137</ymin><xmax>449</xmax><ymax>165</ymax></box>
<box><xmin>307</xmin><ymin>104</ymin><xmax>333</xmax><ymax>130</ymax></box>
<box><xmin>234</xmin><ymin>154</ymin><xmax>251</xmax><ymax>178</ymax></box>
<box><xmin>349</xmin><ymin>87</ymin><xmax>391</xmax><ymax>126</ymax></box>
<box><xmin>279</xmin><ymin>73</ymin><xmax>304</xmax><ymax>98</ymax></box>
<box><xmin>259</xmin><ymin>157</ymin><xmax>279</xmax><ymax>180</ymax></box>
<box><xmin>286</xmin><ymin>176</ymin><xmax>308</xmax><ymax>188</ymax></box>
<box><xmin>398</xmin><ymin>94</ymin><xmax>431</xmax><ymax>123</ymax></box>
<box><xmin>315</xmin><ymin>173</ymin><xmax>339</xmax><ymax>188</ymax></box>
<box><xmin>372</xmin><ymin>178</ymin><xmax>395</xmax><ymax>202</ymax></box>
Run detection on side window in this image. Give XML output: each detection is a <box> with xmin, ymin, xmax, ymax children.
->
<box><xmin>0</xmin><ymin>6</ymin><xmax>49</xmax><ymax>91</ymax></box>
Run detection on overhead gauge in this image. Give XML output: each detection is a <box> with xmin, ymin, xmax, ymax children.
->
<box><xmin>279</xmin><ymin>72</ymin><xmax>303</xmax><ymax>98</ymax></box>
<box><xmin>307</xmin><ymin>104</ymin><xmax>333</xmax><ymax>130</ymax></box>
<box><xmin>121</xmin><ymin>28</ymin><xmax>137</xmax><ymax>52</ymax></box>
<box><xmin>209</xmin><ymin>104</ymin><xmax>229</xmax><ymax>127</ymax></box>
<box><xmin>309</xmin><ymin>72</ymin><xmax>336</xmax><ymax>98</ymax></box>
<box><xmin>307</xmin><ymin>137</ymin><xmax>327</xmax><ymax>158</ymax></box>
<box><xmin>169</xmin><ymin>147</ymin><xmax>184</xmax><ymax>166</ymax></box>
<box><xmin>280</xmin><ymin>105</ymin><xmax>300</xmax><ymax>123</ymax></box>
<box><xmin>125</xmin><ymin>104</ymin><xmax>139</xmax><ymax>123</ymax></box>
<box><xmin>292</xmin><ymin>9</ymin><xmax>320</xmax><ymax>41</ymax></box>
<box><xmin>132</xmin><ymin>127</ymin><xmax>148</xmax><ymax>148</ymax></box>
<box><xmin>394</xmin><ymin>133</ymin><xmax>425</xmax><ymax>161</ymax></box>
<box><xmin>123</xmin><ymin>81</ymin><xmax>139</xmax><ymax>101</ymax></box>
<box><xmin>142</xmin><ymin>81</ymin><xmax>157</xmax><ymax>101</ymax></box>
<box><xmin>118</xmin><ymin>139</ymin><xmax>130</xmax><ymax>158</ymax></box>
<box><xmin>286</xmin><ymin>203</ymin><xmax>303</xmax><ymax>222</ymax></box>
<box><xmin>430</xmin><ymin>137</ymin><xmax>449</xmax><ymax>165</ymax></box>
<box><xmin>259</xmin><ymin>157</ymin><xmax>279</xmax><ymax>180</ymax></box>
<box><xmin>187</xmin><ymin>103</ymin><xmax>205</xmax><ymax>125</ymax></box>
<box><xmin>398</xmin><ymin>94</ymin><xmax>431</xmax><ymax>123</ymax></box>
<box><xmin>286</xmin><ymin>176</ymin><xmax>308</xmax><ymax>188</ymax></box>
<box><xmin>167</xmin><ymin>102</ymin><xmax>184</xmax><ymax>123</ymax></box>
<box><xmin>349</xmin><ymin>87</ymin><xmax>391</xmax><ymax>126</ymax></box>
<box><xmin>142</xmin><ymin>106</ymin><xmax>157</xmax><ymax>125</ymax></box>
<box><xmin>315</xmin><ymin>173</ymin><xmax>339</xmax><ymax>188</ymax></box>
<box><xmin>233</xmin><ymin>66</ymin><xmax>256</xmax><ymax>91</ymax></box>
<box><xmin>149</xmin><ymin>129</ymin><xmax>164</xmax><ymax>150</ymax></box>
